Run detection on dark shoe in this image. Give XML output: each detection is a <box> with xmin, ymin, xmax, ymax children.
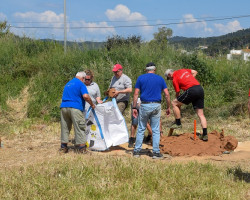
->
<box><xmin>169</xmin><ymin>122</ymin><xmax>182</xmax><ymax>129</ymax></box>
<box><xmin>59</xmin><ymin>147</ymin><xmax>69</xmax><ymax>154</ymax></box>
<box><xmin>152</xmin><ymin>152</ymin><xmax>164</xmax><ymax>159</ymax></box>
<box><xmin>75</xmin><ymin>145</ymin><xmax>88</xmax><ymax>154</ymax></box>
<box><xmin>199</xmin><ymin>134</ymin><xmax>208</xmax><ymax>141</ymax></box>
<box><xmin>143</xmin><ymin>135</ymin><xmax>152</xmax><ymax>145</ymax></box>
<box><xmin>70</xmin><ymin>138</ymin><xmax>76</xmax><ymax>145</ymax></box>
<box><xmin>133</xmin><ymin>151</ymin><xmax>140</xmax><ymax>158</ymax></box>
<box><xmin>128</xmin><ymin>137</ymin><xmax>136</xmax><ymax>148</ymax></box>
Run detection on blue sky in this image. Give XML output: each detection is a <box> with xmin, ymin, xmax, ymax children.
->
<box><xmin>1</xmin><ymin>0</ymin><xmax>250</xmax><ymax>42</ymax></box>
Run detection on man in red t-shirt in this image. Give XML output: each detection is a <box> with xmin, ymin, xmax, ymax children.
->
<box><xmin>165</xmin><ymin>69</ymin><xmax>208</xmax><ymax>141</ymax></box>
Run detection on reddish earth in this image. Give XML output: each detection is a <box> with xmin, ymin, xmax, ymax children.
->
<box><xmin>160</xmin><ymin>130</ymin><xmax>238</xmax><ymax>156</ymax></box>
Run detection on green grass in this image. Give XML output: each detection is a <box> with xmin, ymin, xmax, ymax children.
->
<box><xmin>0</xmin><ymin>156</ymin><xmax>248</xmax><ymax>200</ymax></box>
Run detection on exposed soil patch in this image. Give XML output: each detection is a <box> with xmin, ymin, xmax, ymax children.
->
<box><xmin>160</xmin><ymin>130</ymin><xmax>238</xmax><ymax>156</ymax></box>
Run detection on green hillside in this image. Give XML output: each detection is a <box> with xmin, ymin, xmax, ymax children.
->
<box><xmin>169</xmin><ymin>28</ymin><xmax>250</xmax><ymax>55</ymax></box>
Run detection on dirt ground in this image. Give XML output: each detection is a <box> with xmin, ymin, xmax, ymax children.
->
<box><xmin>160</xmin><ymin>130</ymin><xmax>238</xmax><ymax>156</ymax></box>
<box><xmin>1</xmin><ymin>129</ymin><xmax>250</xmax><ymax>171</ymax></box>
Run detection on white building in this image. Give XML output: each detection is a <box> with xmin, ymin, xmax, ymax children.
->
<box><xmin>227</xmin><ymin>48</ymin><xmax>250</xmax><ymax>61</ymax></box>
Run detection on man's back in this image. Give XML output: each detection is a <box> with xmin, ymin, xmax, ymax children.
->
<box><xmin>173</xmin><ymin>69</ymin><xmax>199</xmax><ymax>92</ymax></box>
<box><xmin>135</xmin><ymin>73</ymin><xmax>167</xmax><ymax>102</ymax></box>
<box><xmin>60</xmin><ymin>78</ymin><xmax>88</xmax><ymax>111</ymax></box>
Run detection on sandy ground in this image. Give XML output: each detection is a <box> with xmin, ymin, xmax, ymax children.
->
<box><xmin>0</xmin><ymin>133</ymin><xmax>250</xmax><ymax>170</ymax></box>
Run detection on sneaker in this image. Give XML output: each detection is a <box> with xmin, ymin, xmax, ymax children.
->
<box><xmin>169</xmin><ymin>122</ymin><xmax>182</xmax><ymax>129</ymax></box>
<box><xmin>133</xmin><ymin>151</ymin><xmax>140</xmax><ymax>158</ymax></box>
<box><xmin>128</xmin><ymin>137</ymin><xmax>136</xmax><ymax>148</ymax></box>
<box><xmin>199</xmin><ymin>134</ymin><xmax>208</xmax><ymax>141</ymax></box>
<box><xmin>59</xmin><ymin>147</ymin><xmax>69</xmax><ymax>154</ymax></box>
<box><xmin>152</xmin><ymin>152</ymin><xmax>164</xmax><ymax>159</ymax></box>
<box><xmin>143</xmin><ymin>135</ymin><xmax>152</xmax><ymax>145</ymax></box>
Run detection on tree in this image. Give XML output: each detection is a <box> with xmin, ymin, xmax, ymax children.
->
<box><xmin>153</xmin><ymin>27</ymin><xmax>173</xmax><ymax>44</ymax></box>
<box><xmin>106</xmin><ymin>35</ymin><xmax>142</xmax><ymax>51</ymax></box>
<box><xmin>0</xmin><ymin>21</ymin><xmax>10</xmax><ymax>36</ymax></box>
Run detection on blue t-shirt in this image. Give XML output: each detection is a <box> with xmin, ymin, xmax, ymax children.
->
<box><xmin>60</xmin><ymin>78</ymin><xmax>89</xmax><ymax>111</ymax></box>
<box><xmin>135</xmin><ymin>73</ymin><xmax>167</xmax><ymax>102</ymax></box>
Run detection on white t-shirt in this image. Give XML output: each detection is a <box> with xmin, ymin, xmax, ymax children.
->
<box><xmin>109</xmin><ymin>73</ymin><xmax>132</xmax><ymax>102</ymax></box>
<box><xmin>85</xmin><ymin>82</ymin><xmax>101</xmax><ymax>111</ymax></box>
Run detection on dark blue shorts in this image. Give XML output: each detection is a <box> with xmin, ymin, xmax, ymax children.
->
<box><xmin>177</xmin><ymin>85</ymin><xmax>204</xmax><ymax>109</ymax></box>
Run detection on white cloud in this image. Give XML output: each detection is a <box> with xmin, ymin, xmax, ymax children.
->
<box><xmin>14</xmin><ymin>10</ymin><xmax>64</xmax><ymax>26</ymax></box>
<box><xmin>214</xmin><ymin>20</ymin><xmax>242</xmax><ymax>34</ymax></box>
<box><xmin>105</xmin><ymin>4</ymin><xmax>153</xmax><ymax>33</ymax></box>
<box><xmin>9</xmin><ymin>5</ymin><xmax>155</xmax><ymax>41</ymax></box>
<box><xmin>11</xmin><ymin>10</ymin><xmax>115</xmax><ymax>41</ymax></box>
<box><xmin>11</xmin><ymin>11</ymin><xmax>64</xmax><ymax>39</ymax></box>
<box><xmin>106</xmin><ymin>4</ymin><xmax>145</xmax><ymax>21</ymax></box>
<box><xmin>71</xmin><ymin>21</ymin><xmax>115</xmax><ymax>34</ymax></box>
<box><xmin>106</xmin><ymin>4</ymin><xmax>131</xmax><ymax>20</ymax></box>
<box><xmin>177</xmin><ymin>14</ymin><xmax>213</xmax><ymax>35</ymax></box>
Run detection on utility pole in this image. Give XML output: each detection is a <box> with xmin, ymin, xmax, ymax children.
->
<box><xmin>64</xmin><ymin>0</ymin><xmax>67</xmax><ymax>54</ymax></box>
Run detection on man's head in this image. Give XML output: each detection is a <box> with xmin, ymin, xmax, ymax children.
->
<box><xmin>76</xmin><ymin>71</ymin><xmax>86</xmax><ymax>82</ymax></box>
<box><xmin>112</xmin><ymin>63</ymin><xmax>123</xmax><ymax>78</ymax></box>
<box><xmin>84</xmin><ymin>69</ymin><xmax>94</xmax><ymax>86</ymax></box>
<box><xmin>164</xmin><ymin>69</ymin><xmax>174</xmax><ymax>80</ymax></box>
<box><xmin>145</xmin><ymin>62</ymin><xmax>156</xmax><ymax>73</ymax></box>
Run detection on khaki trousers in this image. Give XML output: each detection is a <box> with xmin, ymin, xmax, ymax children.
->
<box><xmin>60</xmin><ymin>107</ymin><xmax>86</xmax><ymax>145</ymax></box>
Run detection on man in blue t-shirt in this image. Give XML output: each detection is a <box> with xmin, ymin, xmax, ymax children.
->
<box><xmin>60</xmin><ymin>71</ymin><xmax>95</xmax><ymax>154</ymax></box>
<box><xmin>132</xmin><ymin>62</ymin><xmax>171</xmax><ymax>159</ymax></box>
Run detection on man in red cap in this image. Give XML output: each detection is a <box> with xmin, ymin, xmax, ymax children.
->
<box><xmin>108</xmin><ymin>63</ymin><xmax>132</xmax><ymax>114</ymax></box>
<box><xmin>165</xmin><ymin>68</ymin><xmax>208</xmax><ymax>141</ymax></box>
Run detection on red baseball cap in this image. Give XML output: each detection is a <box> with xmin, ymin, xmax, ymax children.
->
<box><xmin>112</xmin><ymin>64</ymin><xmax>123</xmax><ymax>72</ymax></box>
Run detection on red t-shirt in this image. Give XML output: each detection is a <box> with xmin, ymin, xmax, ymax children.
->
<box><xmin>172</xmin><ymin>69</ymin><xmax>200</xmax><ymax>92</ymax></box>
<box><xmin>249</xmin><ymin>88</ymin><xmax>250</xmax><ymax>96</ymax></box>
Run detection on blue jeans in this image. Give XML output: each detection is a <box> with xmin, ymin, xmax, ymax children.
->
<box><xmin>134</xmin><ymin>103</ymin><xmax>161</xmax><ymax>153</ymax></box>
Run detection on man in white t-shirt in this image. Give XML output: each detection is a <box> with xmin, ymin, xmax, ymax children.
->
<box><xmin>108</xmin><ymin>63</ymin><xmax>132</xmax><ymax>114</ymax></box>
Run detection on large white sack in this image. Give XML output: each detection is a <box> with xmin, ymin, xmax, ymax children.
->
<box><xmin>86</xmin><ymin>98</ymin><xmax>129</xmax><ymax>151</ymax></box>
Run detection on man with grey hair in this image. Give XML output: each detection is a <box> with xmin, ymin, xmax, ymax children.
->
<box><xmin>60</xmin><ymin>71</ymin><xmax>95</xmax><ymax>153</ymax></box>
<box><xmin>132</xmin><ymin>62</ymin><xmax>171</xmax><ymax>159</ymax></box>
<box><xmin>165</xmin><ymin>68</ymin><xmax>208</xmax><ymax>141</ymax></box>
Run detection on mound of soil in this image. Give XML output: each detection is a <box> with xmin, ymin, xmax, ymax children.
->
<box><xmin>160</xmin><ymin>130</ymin><xmax>238</xmax><ymax>156</ymax></box>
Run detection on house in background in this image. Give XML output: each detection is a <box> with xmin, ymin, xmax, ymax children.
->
<box><xmin>227</xmin><ymin>47</ymin><xmax>250</xmax><ymax>61</ymax></box>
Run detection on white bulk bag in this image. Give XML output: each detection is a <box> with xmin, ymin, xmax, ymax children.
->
<box><xmin>85</xmin><ymin>98</ymin><xmax>129</xmax><ymax>151</ymax></box>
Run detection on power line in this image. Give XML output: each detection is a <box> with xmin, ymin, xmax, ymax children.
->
<box><xmin>9</xmin><ymin>14</ymin><xmax>250</xmax><ymax>29</ymax></box>
<box><xmin>8</xmin><ymin>14</ymin><xmax>250</xmax><ymax>24</ymax></box>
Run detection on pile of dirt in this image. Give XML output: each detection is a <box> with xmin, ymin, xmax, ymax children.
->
<box><xmin>160</xmin><ymin>130</ymin><xmax>238</xmax><ymax>156</ymax></box>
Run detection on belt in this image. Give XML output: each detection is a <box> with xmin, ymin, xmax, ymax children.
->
<box><xmin>141</xmin><ymin>101</ymin><xmax>161</xmax><ymax>104</ymax></box>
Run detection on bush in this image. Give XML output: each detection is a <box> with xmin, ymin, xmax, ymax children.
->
<box><xmin>179</xmin><ymin>54</ymin><xmax>215</xmax><ymax>85</ymax></box>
